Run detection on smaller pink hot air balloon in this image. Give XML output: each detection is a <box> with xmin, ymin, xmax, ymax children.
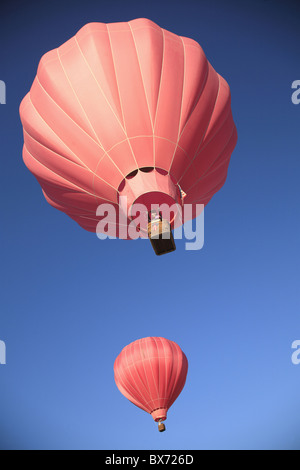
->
<box><xmin>114</xmin><ymin>337</ymin><xmax>188</xmax><ymax>432</ymax></box>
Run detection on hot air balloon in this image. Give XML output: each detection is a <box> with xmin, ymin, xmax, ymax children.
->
<box><xmin>20</xmin><ymin>18</ymin><xmax>237</xmax><ymax>255</ymax></box>
<box><xmin>114</xmin><ymin>337</ymin><xmax>188</xmax><ymax>432</ymax></box>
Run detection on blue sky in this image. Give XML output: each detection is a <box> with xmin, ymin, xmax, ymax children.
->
<box><xmin>0</xmin><ymin>0</ymin><xmax>300</xmax><ymax>450</ymax></box>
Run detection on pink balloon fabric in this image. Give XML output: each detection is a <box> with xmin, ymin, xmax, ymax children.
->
<box><xmin>20</xmin><ymin>18</ymin><xmax>237</xmax><ymax>236</ymax></box>
<box><xmin>114</xmin><ymin>337</ymin><xmax>188</xmax><ymax>422</ymax></box>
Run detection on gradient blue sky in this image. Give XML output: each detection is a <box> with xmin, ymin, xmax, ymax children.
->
<box><xmin>0</xmin><ymin>0</ymin><xmax>300</xmax><ymax>450</ymax></box>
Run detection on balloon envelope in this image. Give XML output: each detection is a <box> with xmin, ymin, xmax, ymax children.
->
<box><xmin>114</xmin><ymin>337</ymin><xmax>188</xmax><ymax>425</ymax></box>
<box><xmin>20</xmin><ymin>18</ymin><xmax>237</xmax><ymax>238</ymax></box>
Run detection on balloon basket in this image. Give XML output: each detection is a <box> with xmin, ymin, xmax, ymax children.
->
<box><xmin>148</xmin><ymin>220</ymin><xmax>176</xmax><ymax>256</ymax></box>
<box><xmin>158</xmin><ymin>421</ymin><xmax>166</xmax><ymax>432</ymax></box>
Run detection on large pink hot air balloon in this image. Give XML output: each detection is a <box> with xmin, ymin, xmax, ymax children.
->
<box><xmin>20</xmin><ymin>18</ymin><xmax>237</xmax><ymax>254</ymax></box>
<box><xmin>114</xmin><ymin>337</ymin><xmax>188</xmax><ymax>432</ymax></box>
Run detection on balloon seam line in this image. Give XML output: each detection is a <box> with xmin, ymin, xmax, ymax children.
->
<box><xmin>168</xmin><ymin>36</ymin><xmax>186</xmax><ymax>176</ymax></box>
<box><xmin>153</xmin><ymin>28</ymin><xmax>165</xmax><ymax>169</ymax></box>
<box><xmin>184</xmin><ymin>125</ymin><xmax>236</xmax><ymax>193</ymax></box>
<box><xmin>105</xmin><ymin>24</ymin><xmax>140</xmax><ymax>171</ymax></box>
<box><xmin>24</xmin><ymin>145</ymin><xmax>117</xmax><ymax>205</ymax></box>
<box><xmin>177</xmin><ymin>72</ymin><xmax>221</xmax><ymax>185</ymax></box>
<box><xmin>128</xmin><ymin>22</ymin><xmax>154</xmax><ymax>134</ymax></box>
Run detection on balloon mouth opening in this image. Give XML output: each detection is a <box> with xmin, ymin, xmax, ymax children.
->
<box><xmin>151</xmin><ymin>408</ymin><xmax>167</xmax><ymax>422</ymax></box>
<box><xmin>118</xmin><ymin>168</ymin><xmax>184</xmax><ymax>235</ymax></box>
<box><xmin>131</xmin><ymin>191</ymin><xmax>179</xmax><ymax>222</ymax></box>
